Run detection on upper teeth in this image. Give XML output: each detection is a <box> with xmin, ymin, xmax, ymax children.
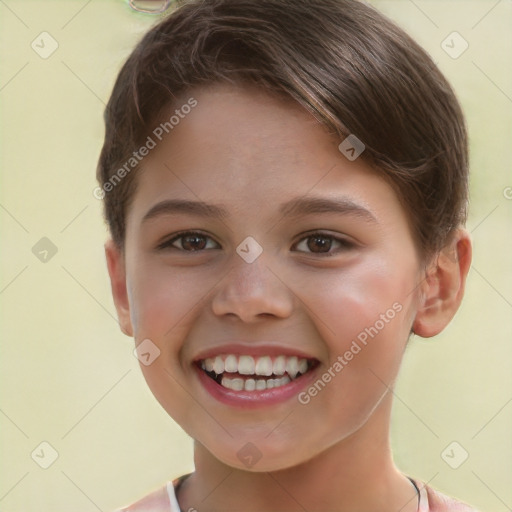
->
<box><xmin>201</xmin><ymin>354</ymin><xmax>310</xmax><ymax>379</ymax></box>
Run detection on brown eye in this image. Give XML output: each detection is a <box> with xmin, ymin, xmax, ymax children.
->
<box><xmin>179</xmin><ymin>233</ymin><xmax>207</xmax><ymax>251</ymax></box>
<box><xmin>306</xmin><ymin>234</ymin><xmax>333</xmax><ymax>253</ymax></box>
<box><xmin>158</xmin><ymin>231</ymin><xmax>219</xmax><ymax>251</ymax></box>
<box><xmin>293</xmin><ymin>232</ymin><xmax>354</xmax><ymax>256</ymax></box>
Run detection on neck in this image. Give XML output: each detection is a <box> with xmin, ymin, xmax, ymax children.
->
<box><xmin>177</xmin><ymin>394</ymin><xmax>418</xmax><ymax>512</ymax></box>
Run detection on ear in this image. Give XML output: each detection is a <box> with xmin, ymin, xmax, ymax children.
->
<box><xmin>412</xmin><ymin>228</ymin><xmax>472</xmax><ymax>338</ymax></box>
<box><xmin>105</xmin><ymin>239</ymin><xmax>134</xmax><ymax>337</ymax></box>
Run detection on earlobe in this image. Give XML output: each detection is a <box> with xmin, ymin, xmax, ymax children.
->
<box><xmin>105</xmin><ymin>239</ymin><xmax>134</xmax><ymax>337</ymax></box>
<box><xmin>412</xmin><ymin>229</ymin><xmax>472</xmax><ymax>338</ymax></box>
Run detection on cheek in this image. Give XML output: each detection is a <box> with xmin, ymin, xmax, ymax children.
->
<box><xmin>295</xmin><ymin>260</ymin><xmax>415</xmax><ymax>419</ymax></box>
<box><xmin>301</xmin><ymin>261</ymin><xmax>413</xmax><ymax>351</ymax></box>
<box><xmin>129</xmin><ymin>263</ymin><xmax>205</xmax><ymax>339</ymax></box>
<box><xmin>129</xmin><ymin>266</ymin><xmax>201</xmax><ymax>421</ymax></box>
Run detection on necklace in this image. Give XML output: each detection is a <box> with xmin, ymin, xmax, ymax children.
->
<box><xmin>174</xmin><ymin>474</ymin><xmax>421</xmax><ymax>511</ymax></box>
<box><xmin>408</xmin><ymin>477</ymin><xmax>421</xmax><ymax>511</ymax></box>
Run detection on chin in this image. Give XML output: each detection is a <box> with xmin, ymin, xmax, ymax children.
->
<box><xmin>205</xmin><ymin>437</ymin><xmax>317</xmax><ymax>473</ymax></box>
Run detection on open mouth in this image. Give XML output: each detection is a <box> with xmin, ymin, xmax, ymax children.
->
<box><xmin>195</xmin><ymin>354</ymin><xmax>319</xmax><ymax>392</ymax></box>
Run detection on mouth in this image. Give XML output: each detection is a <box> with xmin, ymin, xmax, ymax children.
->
<box><xmin>195</xmin><ymin>354</ymin><xmax>319</xmax><ymax>392</ymax></box>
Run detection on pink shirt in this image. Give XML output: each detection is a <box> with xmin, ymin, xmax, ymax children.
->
<box><xmin>409</xmin><ymin>478</ymin><xmax>479</xmax><ymax>512</ymax></box>
<box><xmin>115</xmin><ymin>474</ymin><xmax>480</xmax><ymax>511</ymax></box>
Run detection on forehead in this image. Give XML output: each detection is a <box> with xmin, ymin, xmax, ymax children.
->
<box><xmin>127</xmin><ymin>83</ymin><xmax>402</xmax><ymax>228</ymax></box>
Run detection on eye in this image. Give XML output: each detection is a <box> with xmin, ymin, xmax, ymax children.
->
<box><xmin>292</xmin><ymin>232</ymin><xmax>355</xmax><ymax>256</ymax></box>
<box><xmin>157</xmin><ymin>231</ymin><xmax>220</xmax><ymax>252</ymax></box>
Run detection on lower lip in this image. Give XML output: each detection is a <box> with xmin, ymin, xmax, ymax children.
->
<box><xmin>194</xmin><ymin>363</ymin><xmax>320</xmax><ymax>408</ymax></box>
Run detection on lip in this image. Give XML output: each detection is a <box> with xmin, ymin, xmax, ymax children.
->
<box><xmin>192</xmin><ymin>342</ymin><xmax>317</xmax><ymax>362</ymax></box>
<box><xmin>193</xmin><ymin>359</ymin><xmax>321</xmax><ymax>409</ymax></box>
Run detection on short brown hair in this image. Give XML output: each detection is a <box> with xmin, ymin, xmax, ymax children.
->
<box><xmin>97</xmin><ymin>0</ymin><xmax>469</xmax><ymax>261</ymax></box>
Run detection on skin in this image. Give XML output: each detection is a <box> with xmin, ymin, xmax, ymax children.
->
<box><xmin>106</xmin><ymin>83</ymin><xmax>472</xmax><ymax>511</ymax></box>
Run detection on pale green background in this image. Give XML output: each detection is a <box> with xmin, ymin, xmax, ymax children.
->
<box><xmin>0</xmin><ymin>0</ymin><xmax>511</xmax><ymax>511</ymax></box>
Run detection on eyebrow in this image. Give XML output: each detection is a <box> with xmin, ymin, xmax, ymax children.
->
<box><xmin>279</xmin><ymin>196</ymin><xmax>377</xmax><ymax>223</ymax></box>
<box><xmin>142</xmin><ymin>199</ymin><xmax>229</xmax><ymax>223</ymax></box>
<box><xmin>141</xmin><ymin>196</ymin><xmax>377</xmax><ymax>224</ymax></box>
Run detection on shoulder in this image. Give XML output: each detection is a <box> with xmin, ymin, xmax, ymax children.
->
<box><xmin>113</xmin><ymin>483</ymin><xmax>169</xmax><ymax>512</ymax></box>
<box><xmin>424</xmin><ymin>484</ymin><xmax>480</xmax><ymax>512</ymax></box>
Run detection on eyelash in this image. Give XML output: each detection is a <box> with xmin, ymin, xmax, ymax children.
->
<box><xmin>157</xmin><ymin>230</ymin><xmax>355</xmax><ymax>257</ymax></box>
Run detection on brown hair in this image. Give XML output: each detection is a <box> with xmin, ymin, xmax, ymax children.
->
<box><xmin>97</xmin><ymin>0</ymin><xmax>469</xmax><ymax>262</ymax></box>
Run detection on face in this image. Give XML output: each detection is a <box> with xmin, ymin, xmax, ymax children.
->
<box><xmin>110</xmin><ymin>83</ymin><xmax>427</xmax><ymax>471</ymax></box>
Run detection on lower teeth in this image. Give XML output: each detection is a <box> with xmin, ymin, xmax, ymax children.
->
<box><xmin>200</xmin><ymin>360</ymin><xmax>316</xmax><ymax>392</ymax></box>
<box><xmin>220</xmin><ymin>374</ymin><xmax>292</xmax><ymax>391</ymax></box>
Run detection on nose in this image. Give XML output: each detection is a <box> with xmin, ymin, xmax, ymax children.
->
<box><xmin>211</xmin><ymin>256</ymin><xmax>294</xmax><ymax>323</ymax></box>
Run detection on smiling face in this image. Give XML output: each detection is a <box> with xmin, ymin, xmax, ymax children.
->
<box><xmin>106</xmin><ymin>83</ymin><xmax>431</xmax><ymax>471</ymax></box>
